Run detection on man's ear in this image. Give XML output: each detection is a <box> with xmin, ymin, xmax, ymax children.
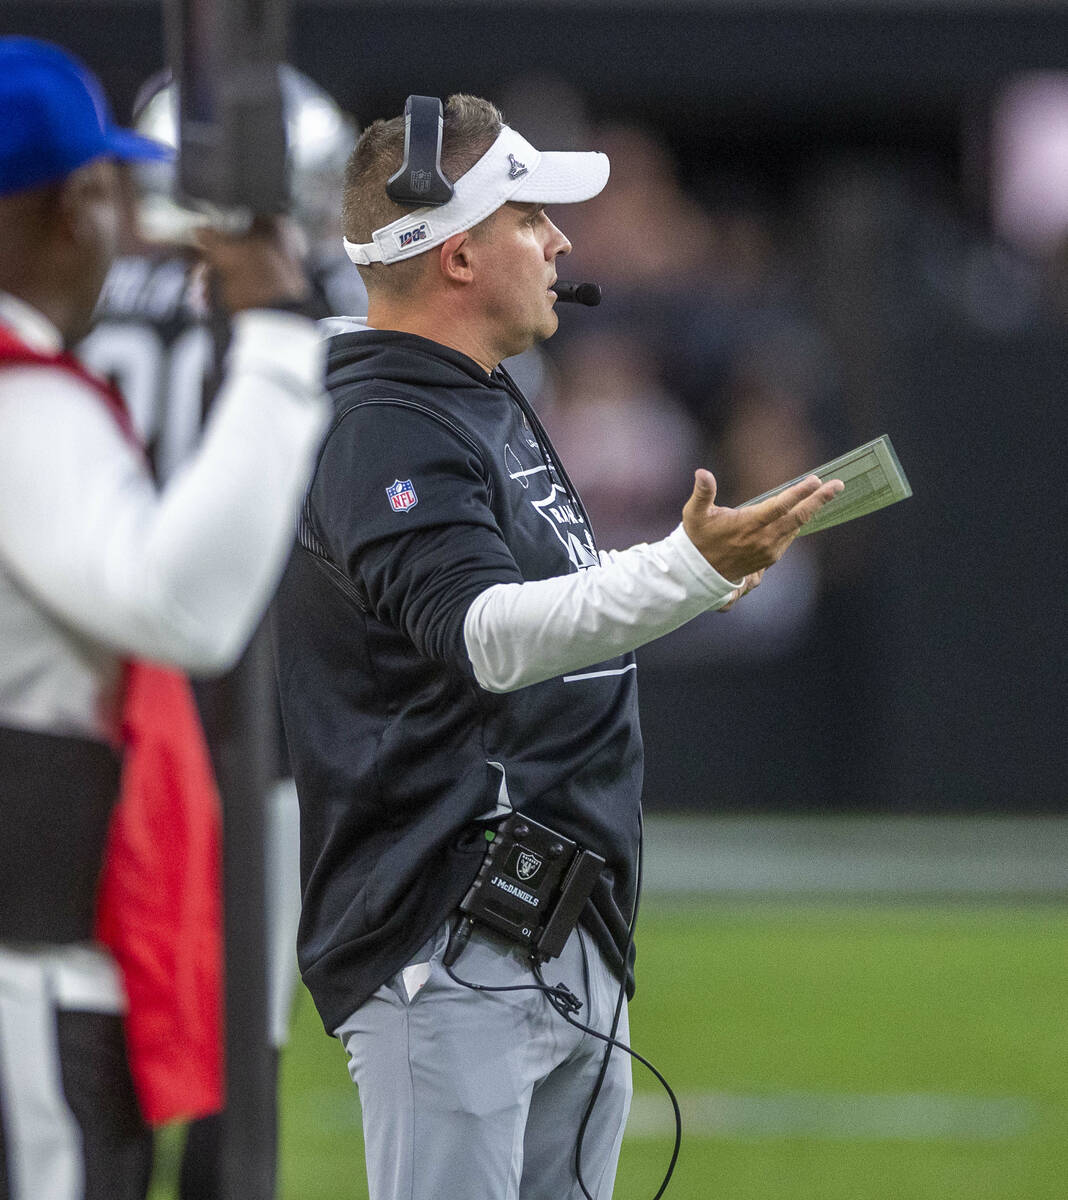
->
<box><xmin>439</xmin><ymin>230</ymin><xmax>474</xmax><ymax>286</ymax></box>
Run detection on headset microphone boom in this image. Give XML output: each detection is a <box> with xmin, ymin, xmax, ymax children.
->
<box><xmin>551</xmin><ymin>280</ymin><xmax>602</xmax><ymax>306</ymax></box>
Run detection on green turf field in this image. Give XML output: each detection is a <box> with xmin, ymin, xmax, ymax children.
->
<box><xmin>150</xmin><ymin>899</ymin><xmax>1068</xmax><ymax>1199</ymax></box>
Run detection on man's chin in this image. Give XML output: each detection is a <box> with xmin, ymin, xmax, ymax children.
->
<box><xmin>534</xmin><ymin>310</ymin><xmax>559</xmax><ymax>343</ymax></box>
<box><xmin>504</xmin><ymin>314</ymin><xmax>558</xmax><ymax>360</ymax></box>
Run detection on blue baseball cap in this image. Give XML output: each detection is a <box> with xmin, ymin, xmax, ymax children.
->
<box><xmin>0</xmin><ymin>36</ymin><xmax>172</xmax><ymax>197</ymax></box>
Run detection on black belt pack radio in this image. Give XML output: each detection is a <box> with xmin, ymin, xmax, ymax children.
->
<box><xmin>456</xmin><ymin>811</ymin><xmax>606</xmax><ymax>962</ymax></box>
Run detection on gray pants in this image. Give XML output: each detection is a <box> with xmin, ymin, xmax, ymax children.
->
<box><xmin>335</xmin><ymin>922</ymin><xmax>632</xmax><ymax>1200</ymax></box>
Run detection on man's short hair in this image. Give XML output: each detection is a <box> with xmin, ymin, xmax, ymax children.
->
<box><xmin>342</xmin><ymin>94</ymin><xmax>503</xmax><ymax>296</ymax></box>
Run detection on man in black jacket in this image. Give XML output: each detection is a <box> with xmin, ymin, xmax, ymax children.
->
<box><xmin>273</xmin><ymin>93</ymin><xmax>841</xmax><ymax>1200</ymax></box>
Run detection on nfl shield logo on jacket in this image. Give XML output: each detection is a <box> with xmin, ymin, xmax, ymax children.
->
<box><xmin>386</xmin><ymin>479</ymin><xmax>418</xmax><ymax>512</ymax></box>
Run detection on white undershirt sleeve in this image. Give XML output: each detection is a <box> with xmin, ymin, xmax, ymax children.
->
<box><xmin>463</xmin><ymin>524</ymin><xmax>743</xmax><ymax>693</ymax></box>
<box><xmin>0</xmin><ymin>309</ymin><xmax>329</xmax><ymax>673</ymax></box>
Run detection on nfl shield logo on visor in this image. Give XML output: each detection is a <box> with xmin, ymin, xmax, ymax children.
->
<box><xmin>387</xmin><ymin>479</ymin><xmax>418</xmax><ymax>512</ymax></box>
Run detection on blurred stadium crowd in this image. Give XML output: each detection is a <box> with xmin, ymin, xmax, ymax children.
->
<box><xmin>7</xmin><ymin>0</ymin><xmax>1062</xmax><ymax>821</ymax></box>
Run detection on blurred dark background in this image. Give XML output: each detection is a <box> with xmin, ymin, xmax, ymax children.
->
<box><xmin>5</xmin><ymin>0</ymin><xmax>1064</xmax><ymax>813</ymax></box>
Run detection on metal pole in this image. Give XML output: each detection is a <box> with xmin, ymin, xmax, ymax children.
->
<box><xmin>203</xmin><ymin>620</ymin><xmax>278</xmax><ymax>1200</ymax></box>
<box><xmin>163</xmin><ymin>3</ymin><xmax>292</xmax><ymax>1191</ymax></box>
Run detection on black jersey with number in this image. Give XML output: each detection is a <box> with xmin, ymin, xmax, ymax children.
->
<box><xmin>273</xmin><ymin>329</ymin><xmax>643</xmax><ymax>1033</ymax></box>
<box><xmin>79</xmin><ymin>251</ymin><xmax>214</xmax><ymax>481</ymax></box>
<box><xmin>80</xmin><ymin>246</ymin><xmax>365</xmax><ymax>480</ymax></box>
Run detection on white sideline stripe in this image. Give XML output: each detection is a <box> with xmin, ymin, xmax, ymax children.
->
<box><xmin>641</xmin><ymin>815</ymin><xmax>1068</xmax><ymax>896</ymax></box>
<box><xmin>563</xmin><ymin>663</ymin><xmax>638</xmax><ymax>683</ymax></box>
<box><xmin>624</xmin><ymin>1090</ymin><xmax>1035</xmax><ymax>1141</ymax></box>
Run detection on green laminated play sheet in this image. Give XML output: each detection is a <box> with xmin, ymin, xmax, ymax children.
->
<box><xmin>742</xmin><ymin>434</ymin><xmax>912</xmax><ymax>536</ymax></box>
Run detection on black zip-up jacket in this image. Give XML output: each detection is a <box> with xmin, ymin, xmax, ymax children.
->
<box><xmin>273</xmin><ymin>329</ymin><xmax>643</xmax><ymax>1034</ymax></box>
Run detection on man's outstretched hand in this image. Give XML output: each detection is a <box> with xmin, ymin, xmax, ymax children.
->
<box><xmin>682</xmin><ymin>468</ymin><xmax>844</xmax><ymax>583</ymax></box>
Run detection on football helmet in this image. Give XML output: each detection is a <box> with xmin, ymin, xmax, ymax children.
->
<box><xmin>131</xmin><ymin>65</ymin><xmax>357</xmax><ymax>244</ymax></box>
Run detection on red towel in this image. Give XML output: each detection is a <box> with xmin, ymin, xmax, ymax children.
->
<box><xmin>0</xmin><ymin>324</ymin><xmax>224</xmax><ymax>1125</ymax></box>
<box><xmin>96</xmin><ymin>662</ymin><xmax>224</xmax><ymax>1124</ymax></box>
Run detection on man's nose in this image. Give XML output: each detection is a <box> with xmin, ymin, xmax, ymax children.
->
<box><xmin>548</xmin><ymin>219</ymin><xmax>572</xmax><ymax>258</ymax></box>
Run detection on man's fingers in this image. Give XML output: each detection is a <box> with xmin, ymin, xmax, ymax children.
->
<box><xmin>757</xmin><ymin>475</ymin><xmax>823</xmax><ymax>523</ymax></box>
<box><xmin>757</xmin><ymin>475</ymin><xmax>844</xmax><ymax>530</ymax></box>
<box><xmin>717</xmin><ymin>569</ymin><xmax>764</xmax><ymax>613</ymax></box>
<box><xmin>788</xmin><ymin>478</ymin><xmax>844</xmax><ymax>530</ymax></box>
<box><xmin>691</xmin><ymin>468</ymin><xmax>717</xmax><ymax>508</ymax></box>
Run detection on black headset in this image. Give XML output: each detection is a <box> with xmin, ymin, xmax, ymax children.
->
<box><xmin>382</xmin><ymin>93</ymin><xmax>603</xmax><ymax>306</ymax></box>
<box><xmin>385</xmin><ymin>95</ymin><xmax>453</xmax><ymax>206</ymax></box>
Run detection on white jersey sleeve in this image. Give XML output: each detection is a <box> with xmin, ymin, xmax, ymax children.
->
<box><xmin>0</xmin><ymin>309</ymin><xmax>329</xmax><ymax>673</ymax></box>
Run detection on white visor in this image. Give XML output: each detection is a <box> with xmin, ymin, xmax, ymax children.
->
<box><xmin>343</xmin><ymin>125</ymin><xmax>609</xmax><ymax>266</ymax></box>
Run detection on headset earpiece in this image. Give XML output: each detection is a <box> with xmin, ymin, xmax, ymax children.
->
<box><xmin>386</xmin><ymin>94</ymin><xmax>454</xmax><ymax>206</ymax></box>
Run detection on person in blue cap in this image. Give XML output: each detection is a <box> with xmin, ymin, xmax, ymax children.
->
<box><xmin>0</xmin><ymin>37</ymin><xmax>333</xmax><ymax>1200</ymax></box>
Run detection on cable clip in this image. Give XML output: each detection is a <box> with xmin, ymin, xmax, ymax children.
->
<box><xmin>551</xmin><ymin>983</ymin><xmax>583</xmax><ymax>1015</ymax></box>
